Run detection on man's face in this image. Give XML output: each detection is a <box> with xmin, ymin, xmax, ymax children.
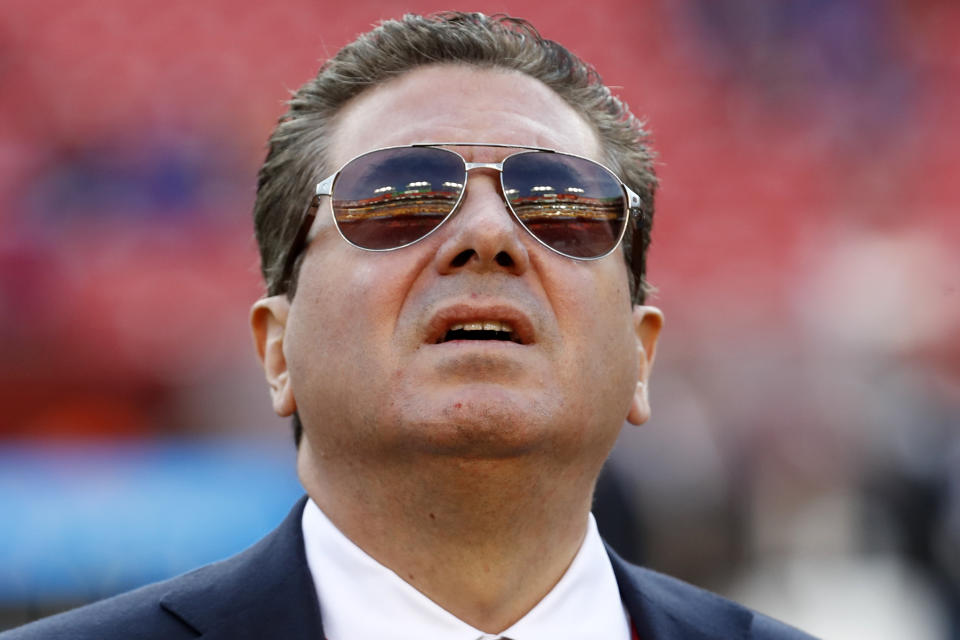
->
<box><xmin>253</xmin><ymin>65</ymin><xmax>660</xmax><ymax>472</ymax></box>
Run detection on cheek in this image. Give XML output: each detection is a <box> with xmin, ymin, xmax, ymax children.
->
<box><xmin>550</xmin><ymin>258</ymin><xmax>633</xmax><ymax>338</ymax></box>
<box><xmin>284</xmin><ymin>249</ymin><xmax>425</xmax><ymax>380</ymax></box>
<box><xmin>550</xmin><ymin>261</ymin><xmax>637</xmax><ymax>400</ymax></box>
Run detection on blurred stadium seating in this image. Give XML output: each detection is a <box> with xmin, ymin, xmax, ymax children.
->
<box><xmin>1</xmin><ymin>1</ymin><xmax>957</xmax><ymax>637</ymax></box>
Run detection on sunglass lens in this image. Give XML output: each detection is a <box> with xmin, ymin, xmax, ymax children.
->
<box><xmin>332</xmin><ymin>147</ymin><xmax>464</xmax><ymax>250</ymax></box>
<box><xmin>501</xmin><ymin>153</ymin><xmax>627</xmax><ymax>258</ymax></box>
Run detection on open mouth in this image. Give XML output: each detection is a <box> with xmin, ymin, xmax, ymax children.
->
<box><xmin>438</xmin><ymin>321</ymin><xmax>522</xmax><ymax>344</ymax></box>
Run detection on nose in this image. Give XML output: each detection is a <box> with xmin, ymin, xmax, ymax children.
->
<box><xmin>432</xmin><ymin>171</ymin><xmax>531</xmax><ymax>276</ymax></box>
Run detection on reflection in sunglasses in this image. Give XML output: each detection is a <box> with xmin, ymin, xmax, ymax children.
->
<box><xmin>335</xmin><ymin>191</ymin><xmax>459</xmax><ymax>221</ymax></box>
<box><xmin>510</xmin><ymin>194</ymin><xmax>623</xmax><ymax>222</ymax></box>
<box><xmin>290</xmin><ymin>143</ymin><xmax>639</xmax><ymax>263</ymax></box>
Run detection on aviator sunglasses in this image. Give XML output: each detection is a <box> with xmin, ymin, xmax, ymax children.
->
<box><xmin>283</xmin><ymin>142</ymin><xmax>642</xmax><ymax>281</ymax></box>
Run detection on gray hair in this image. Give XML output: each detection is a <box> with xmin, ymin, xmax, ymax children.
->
<box><xmin>253</xmin><ymin>11</ymin><xmax>657</xmax><ymax>303</ymax></box>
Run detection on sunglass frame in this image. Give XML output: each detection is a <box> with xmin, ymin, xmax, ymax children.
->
<box><xmin>281</xmin><ymin>142</ymin><xmax>642</xmax><ymax>287</ymax></box>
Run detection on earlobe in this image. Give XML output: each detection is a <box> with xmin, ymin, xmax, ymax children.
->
<box><xmin>250</xmin><ymin>296</ymin><xmax>297</xmax><ymax>417</ymax></box>
<box><xmin>626</xmin><ymin>305</ymin><xmax>663</xmax><ymax>426</ymax></box>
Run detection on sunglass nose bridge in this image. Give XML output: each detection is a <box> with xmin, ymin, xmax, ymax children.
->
<box><xmin>463</xmin><ymin>161</ymin><xmax>505</xmax><ymax>173</ymax></box>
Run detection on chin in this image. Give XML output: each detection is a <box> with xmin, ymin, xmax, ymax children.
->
<box><xmin>390</xmin><ymin>390</ymin><xmax>570</xmax><ymax>460</ymax></box>
<box><xmin>386</xmin><ymin>388</ymin><xmax>604</xmax><ymax>459</ymax></box>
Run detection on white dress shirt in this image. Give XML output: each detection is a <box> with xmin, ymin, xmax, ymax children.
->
<box><xmin>302</xmin><ymin>499</ymin><xmax>631</xmax><ymax>640</ymax></box>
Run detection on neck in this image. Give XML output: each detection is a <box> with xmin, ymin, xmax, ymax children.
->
<box><xmin>298</xmin><ymin>442</ymin><xmax>601</xmax><ymax>633</ymax></box>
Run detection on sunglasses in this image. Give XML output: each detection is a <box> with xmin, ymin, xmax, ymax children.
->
<box><xmin>283</xmin><ymin>142</ymin><xmax>642</xmax><ymax>282</ymax></box>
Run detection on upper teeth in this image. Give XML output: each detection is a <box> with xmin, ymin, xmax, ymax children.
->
<box><xmin>450</xmin><ymin>321</ymin><xmax>514</xmax><ymax>333</ymax></box>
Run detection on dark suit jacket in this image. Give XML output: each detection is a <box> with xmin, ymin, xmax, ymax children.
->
<box><xmin>1</xmin><ymin>496</ymin><xmax>815</xmax><ymax>639</ymax></box>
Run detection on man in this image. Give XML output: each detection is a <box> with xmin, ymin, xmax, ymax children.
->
<box><xmin>3</xmin><ymin>12</ymin><xmax>814</xmax><ymax>639</ymax></box>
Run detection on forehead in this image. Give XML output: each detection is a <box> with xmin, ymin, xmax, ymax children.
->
<box><xmin>326</xmin><ymin>65</ymin><xmax>604</xmax><ymax>167</ymax></box>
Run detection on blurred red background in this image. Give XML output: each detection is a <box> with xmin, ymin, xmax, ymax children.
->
<box><xmin>1</xmin><ymin>1</ymin><xmax>958</xmax><ymax>637</ymax></box>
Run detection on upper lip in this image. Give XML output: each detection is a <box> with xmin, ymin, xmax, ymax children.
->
<box><xmin>424</xmin><ymin>303</ymin><xmax>536</xmax><ymax>345</ymax></box>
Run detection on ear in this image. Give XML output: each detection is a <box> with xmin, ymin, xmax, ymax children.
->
<box><xmin>250</xmin><ymin>295</ymin><xmax>297</xmax><ymax>417</ymax></box>
<box><xmin>626</xmin><ymin>305</ymin><xmax>663</xmax><ymax>426</ymax></box>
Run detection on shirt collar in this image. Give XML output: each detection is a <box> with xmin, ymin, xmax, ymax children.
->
<box><xmin>302</xmin><ymin>498</ymin><xmax>630</xmax><ymax>640</ymax></box>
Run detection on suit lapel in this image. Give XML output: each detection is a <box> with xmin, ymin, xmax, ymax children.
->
<box><xmin>153</xmin><ymin>498</ymin><xmax>756</xmax><ymax>639</ymax></box>
<box><xmin>607</xmin><ymin>545</ymin><xmax>753</xmax><ymax>640</ymax></box>
<box><xmin>158</xmin><ymin>496</ymin><xmax>324</xmax><ymax>639</ymax></box>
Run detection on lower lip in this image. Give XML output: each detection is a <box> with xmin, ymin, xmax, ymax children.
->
<box><xmin>432</xmin><ymin>339</ymin><xmax>526</xmax><ymax>347</ymax></box>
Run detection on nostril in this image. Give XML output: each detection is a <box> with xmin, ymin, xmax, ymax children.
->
<box><xmin>451</xmin><ymin>249</ymin><xmax>474</xmax><ymax>268</ymax></box>
<box><xmin>495</xmin><ymin>251</ymin><xmax>514</xmax><ymax>268</ymax></box>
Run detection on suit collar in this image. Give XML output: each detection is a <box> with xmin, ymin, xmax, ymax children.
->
<box><xmin>158</xmin><ymin>495</ymin><xmax>322</xmax><ymax>639</ymax></box>
<box><xmin>154</xmin><ymin>496</ymin><xmax>754</xmax><ymax>640</ymax></box>
<box><xmin>607</xmin><ymin>545</ymin><xmax>754</xmax><ymax>640</ymax></box>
